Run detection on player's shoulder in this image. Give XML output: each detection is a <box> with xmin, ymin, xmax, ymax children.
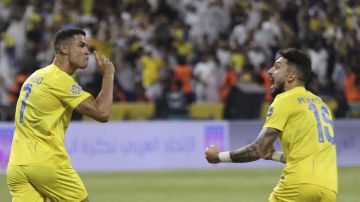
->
<box><xmin>24</xmin><ymin>66</ymin><xmax>49</xmax><ymax>85</ymax></box>
<box><xmin>272</xmin><ymin>90</ymin><xmax>293</xmax><ymax>104</ymax></box>
<box><xmin>29</xmin><ymin>64</ymin><xmax>57</xmax><ymax>80</ymax></box>
<box><xmin>40</xmin><ymin>64</ymin><xmax>76</xmax><ymax>83</ymax></box>
<box><xmin>27</xmin><ymin>65</ymin><xmax>79</xmax><ymax>94</ymax></box>
<box><xmin>272</xmin><ymin>87</ymin><xmax>307</xmax><ymax>106</ymax></box>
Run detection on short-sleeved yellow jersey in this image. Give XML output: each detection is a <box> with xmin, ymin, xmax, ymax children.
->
<box><xmin>8</xmin><ymin>64</ymin><xmax>91</xmax><ymax>168</ymax></box>
<box><xmin>264</xmin><ymin>87</ymin><xmax>337</xmax><ymax>193</ymax></box>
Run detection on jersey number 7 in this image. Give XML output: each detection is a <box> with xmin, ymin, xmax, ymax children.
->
<box><xmin>20</xmin><ymin>83</ymin><xmax>33</xmax><ymax>123</ymax></box>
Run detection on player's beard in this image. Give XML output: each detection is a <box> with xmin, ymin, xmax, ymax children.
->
<box><xmin>271</xmin><ymin>81</ymin><xmax>285</xmax><ymax>98</ymax></box>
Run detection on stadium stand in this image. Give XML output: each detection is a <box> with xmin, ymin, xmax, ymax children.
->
<box><xmin>1</xmin><ymin>0</ymin><xmax>360</xmax><ymax>120</ymax></box>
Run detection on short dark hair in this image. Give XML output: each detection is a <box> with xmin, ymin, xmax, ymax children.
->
<box><xmin>279</xmin><ymin>48</ymin><xmax>311</xmax><ymax>82</ymax></box>
<box><xmin>54</xmin><ymin>29</ymin><xmax>86</xmax><ymax>53</ymax></box>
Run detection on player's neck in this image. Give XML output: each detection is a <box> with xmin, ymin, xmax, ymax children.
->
<box><xmin>284</xmin><ymin>81</ymin><xmax>304</xmax><ymax>92</ymax></box>
<box><xmin>52</xmin><ymin>57</ymin><xmax>75</xmax><ymax>75</ymax></box>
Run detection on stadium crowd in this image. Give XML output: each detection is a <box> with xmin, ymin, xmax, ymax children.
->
<box><xmin>0</xmin><ymin>0</ymin><xmax>360</xmax><ymax>120</ymax></box>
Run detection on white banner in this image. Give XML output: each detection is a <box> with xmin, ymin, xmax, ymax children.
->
<box><xmin>0</xmin><ymin>121</ymin><xmax>229</xmax><ymax>172</ymax></box>
<box><xmin>1</xmin><ymin>120</ymin><xmax>359</xmax><ymax>173</ymax></box>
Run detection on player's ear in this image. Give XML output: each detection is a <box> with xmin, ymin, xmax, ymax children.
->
<box><xmin>287</xmin><ymin>72</ymin><xmax>296</xmax><ymax>82</ymax></box>
<box><xmin>59</xmin><ymin>43</ymin><xmax>69</xmax><ymax>55</ymax></box>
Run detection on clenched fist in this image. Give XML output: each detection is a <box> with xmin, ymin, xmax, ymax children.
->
<box><xmin>204</xmin><ymin>145</ymin><xmax>220</xmax><ymax>164</ymax></box>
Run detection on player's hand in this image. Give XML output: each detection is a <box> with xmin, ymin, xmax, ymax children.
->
<box><xmin>262</xmin><ymin>145</ymin><xmax>276</xmax><ymax>160</ymax></box>
<box><xmin>205</xmin><ymin>145</ymin><xmax>220</xmax><ymax>164</ymax></box>
<box><xmin>94</xmin><ymin>51</ymin><xmax>115</xmax><ymax>76</ymax></box>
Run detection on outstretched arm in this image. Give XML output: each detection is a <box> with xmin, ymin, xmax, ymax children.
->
<box><xmin>205</xmin><ymin>127</ymin><xmax>280</xmax><ymax>163</ymax></box>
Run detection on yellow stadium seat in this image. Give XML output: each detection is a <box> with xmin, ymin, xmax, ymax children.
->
<box><xmin>83</xmin><ymin>102</ymin><xmax>155</xmax><ymax>121</ymax></box>
<box><xmin>189</xmin><ymin>103</ymin><xmax>224</xmax><ymax>120</ymax></box>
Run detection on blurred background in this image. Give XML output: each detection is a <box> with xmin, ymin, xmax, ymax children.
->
<box><xmin>0</xmin><ymin>0</ymin><xmax>360</xmax><ymax>201</ymax></box>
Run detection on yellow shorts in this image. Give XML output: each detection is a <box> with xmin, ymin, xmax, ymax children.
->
<box><xmin>269</xmin><ymin>183</ymin><xmax>336</xmax><ymax>202</ymax></box>
<box><xmin>7</xmin><ymin>165</ymin><xmax>88</xmax><ymax>202</ymax></box>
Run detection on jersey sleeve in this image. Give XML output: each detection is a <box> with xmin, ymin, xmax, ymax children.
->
<box><xmin>49</xmin><ymin>74</ymin><xmax>91</xmax><ymax>109</ymax></box>
<box><xmin>263</xmin><ymin>97</ymin><xmax>290</xmax><ymax>132</ymax></box>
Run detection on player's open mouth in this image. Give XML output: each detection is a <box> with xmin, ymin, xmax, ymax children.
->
<box><xmin>269</xmin><ymin>77</ymin><xmax>274</xmax><ymax>88</ymax></box>
<box><xmin>270</xmin><ymin>77</ymin><xmax>274</xmax><ymax>83</ymax></box>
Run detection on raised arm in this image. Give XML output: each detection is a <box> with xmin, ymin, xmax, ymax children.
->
<box><xmin>76</xmin><ymin>51</ymin><xmax>115</xmax><ymax>122</ymax></box>
<box><xmin>205</xmin><ymin>127</ymin><xmax>281</xmax><ymax>163</ymax></box>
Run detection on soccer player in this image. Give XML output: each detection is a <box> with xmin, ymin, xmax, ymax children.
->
<box><xmin>205</xmin><ymin>48</ymin><xmax>337</xmax><ymax>202</ymax></box>
<box><xmin>7</xmin><ymin>29</ymin><xmax>114</xmax><ymax>202</ymax></box>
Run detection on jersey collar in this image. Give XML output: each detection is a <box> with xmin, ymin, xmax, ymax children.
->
<box><xmin>277</xmin><ymin>86</ymin><xmax>306</xmax><ymax>98</ymax></box>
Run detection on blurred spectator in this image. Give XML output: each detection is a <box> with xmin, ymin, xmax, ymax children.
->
<box><xmin>219</xmin><ymin>64</ymin><xmax>237</xmax><ymax>102</ymax></box>
<box><xmin>253</xmin><ymin>12</ymin><xmax>282</xmax><ymax>57</ymax></box>
<box><xmin>229</xmin><ymin>18</ymin><xmax>248</xmax><ymax>48</ymax></box>
<box><xmin>307</xmin><ymin>39</ymin><xmax>329</xmax><ymax>87</ymax></box>
<box><xmin>139</xmin><ymin>46</ymin><xmax>164</xmax><ymax>102</ymax></box>
<box><xmin>6</xmin><ymin>4</ymin><xmax>30</xmax><ymax>62</ymax></box>
<box><xmin>223</xmin><ymin>63</ymin><xmax>265</xmax><ymax>119</ymax></box>
<box><xmin>0</xmin><ymin>73</ymin><xmax>10</xmax><ymax>120</ymax></box>
<box><xmin>216</xmin><ymin>39</ymin><xmax>231</xmax><ymax>69</ymax></box>
<box><xmin>193</xmin><ymin>52</ymin><xmax>219</xmax><ymax>103</ymax></box>
<box><xmin>230</xmin><ymin>46</ymin><xmax>246</xmax><ymax>73</ymax></box>
<box><xmin>343</xmin><ymin>68</ymin><xmax>360</xmax><ymax>102</ymax></box>
<box><xmin>0</xmin><ymin>21</ymin><xmax>15</xmax><ymax>89</ymax></box>
<box><xmin>331</xmin><ymin>56</ymin><xmax>346</xmax><ymax>91</ymax></box>
<box><xmin>247</xmin><ymin>42</ymin><xmax>267</xmax><ymax>71</ymax></box>
<box><xmin>166</xmin><ymin>80</ymin><xmax>189</xmax><ymax>119</ymax></box>
<box><xmin>172</xmin><ymin>55</ymin><xmax>195</xmax><ymax>104</ymax></box>
<box><xmin>153</xmin><ymin>68</ymin><xmax>187</xmax><ymax>119</ymax></box>
<box><xmin>115</xmin><ymin>58</ymin><xmax>138</xmax><ymax>102</ymax></box>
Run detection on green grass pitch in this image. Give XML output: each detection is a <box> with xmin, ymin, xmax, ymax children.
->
<box><xmin>1</xmin><ymin>167</ymin><xmax>359</xmax><ymax>202</ymax></box>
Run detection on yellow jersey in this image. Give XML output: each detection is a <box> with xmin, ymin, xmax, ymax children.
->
<box><xmin>8</xmin><ymin>64</ymin><xmax>91</xmax><ymax>168</ymax></box>
<box><xmin>140</xmin><ymin>55</ymin><xmax>163</xmax><ymax>87</ymax></box>
<box><xmin>264</xmin><ymin>87</ymin><xmax>337</xmax><ymax>192</ymax></box>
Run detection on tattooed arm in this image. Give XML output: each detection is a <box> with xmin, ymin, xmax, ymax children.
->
<box><xmin>205</xmin><ymin>127</ymin><xmax>281</xmax><ymax>164</ymax></box>
<box><xmin>230</xmin><ymin>128</ymin><xmax>280</xmax><ymax>162</ymax></box>
<box><xmin>262</xmin><ymin>143</ymin><xmax>286</xmax><ymax>164</ymax></box>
